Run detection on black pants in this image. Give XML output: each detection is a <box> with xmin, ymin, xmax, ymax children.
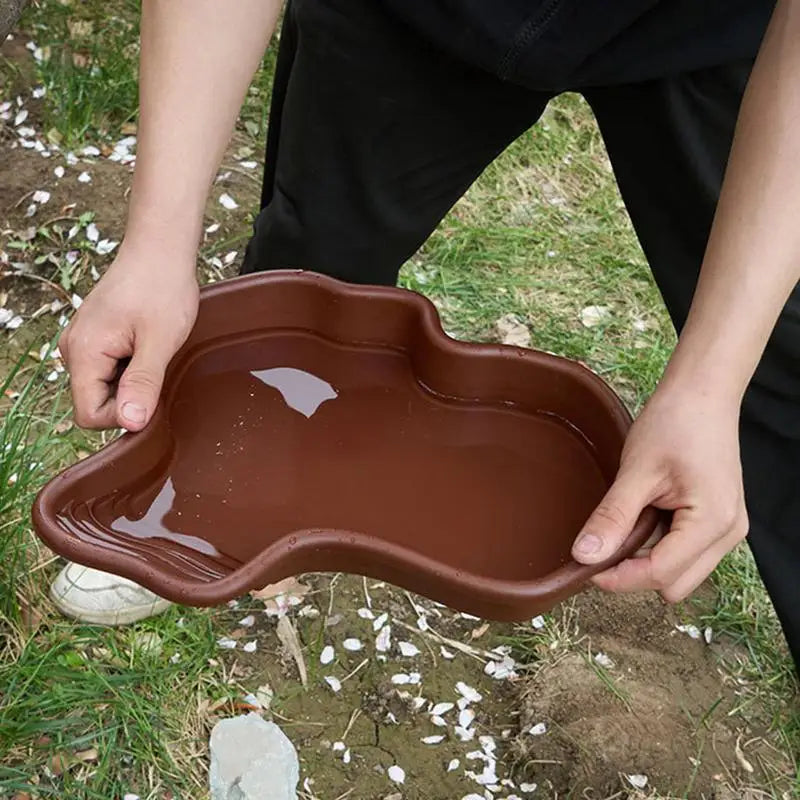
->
<box><xmin>242</xmin><ymin>0</ymin><xmax>800</xmax><ymax>672</ymax></box>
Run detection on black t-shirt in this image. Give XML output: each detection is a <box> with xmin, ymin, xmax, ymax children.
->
<box><xmin>379</xmin><ymin>0</ymin><xmax>775</xmax><ymax>89</ymax></box>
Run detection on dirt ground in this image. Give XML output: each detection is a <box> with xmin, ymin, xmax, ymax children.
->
<box><xmin>1</xmin><ymin>34</ymin><xmax>796</xmax><ymax>800</ymax></box>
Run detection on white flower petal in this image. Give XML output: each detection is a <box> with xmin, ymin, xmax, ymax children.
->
<box><xmin>239</xmin><ymin>615</ymin><xmax>256</xmax><ymax>627</ymax></box>
<box><xmin>447</xmin><ymin>759</ymin><xmax>460</xmax><ymax>772</ymax></box>
<box><xmin>357</xmin><ymin>607</ymin><xmax>375</xmax><ymax>619</ymax></box>
<box><xmin>676</xmin><ymin>624</ymin><xmax>702</xmax><ymax>640</ymax></box>
<box><xmin>95</xmin><ymin>239</ymin><xmax>118</xmax><ymax>256</ymax></box>
<box><xmin>77</xmin><ymin>171</ymin><xmax>92</xmax><ymax>183</ymax></box>
<box><xmin>626</xmin><ymin>774</ymin><xmax>648</xmax><ymax>789</ymax></box>
<box><xmin>320</xmin><ymin>645</ymin><xmax>335</xmax><ymax>665</ymax></box>
<box><xmin>387</xmin><ymin>765</ymin><xmax>405</xmax><ymax>784</ymax></box>
<box><xmin>372</xmin><ymin>612</ymin><xmax>389</xmax><ymax>631</ymax></box>
<box><xmin>219</xmin><ymin>192</ymin><xmax>238</xmax><ymax>210</ymax></box>
<box><xmin>32</xmin><ymin>190</ymin><xmax>50</xmax><ymax>204</ymax></box>
<box><xmin>454</xmin><ymin>726</ymin><xmax>475</xmax><ymax>742</ymax></box>
<box><xmin>456</xmin><ymin>682</ymin><xmax>482</xmax><ymax>704</ymax></box>
<box><xmin>398</xmin><ymin>641</ymin><xmax>420</xmax><ymax>657</ymax></box>
<box><xmin>243</xmin><ymin>641</ymin><xmax>257</xmax><ymax>653</ymax></box>
<box><xmin>528</xmin><ymin>722</ymin><xmax>547</xmax><ymax>736</ymax></box>
<box><xmin>440</xmin><ymin>646</ymin><xmax>456</xmax><ymax>660</ymax></box>
<box><xmin>594</xmin><ymin>652</ymin><xmax>614</xmax><ymax>669</ymax></box>
<box><xmin>54</xmin><ymin>165</ymin><xmax>65</xmax><ymax>178</ymax></box>
<box><xmin>431</xmin><ymin>702</ymin><xmax>454</xmax><ymax>716</ymax></box>
<box><xmin>421</xmin><ymin>735</ymin><xmax>444</xmax><ymax>745</ymax></box>
<box><xmin>324</xmin><ymin>675</ymin><xmax>341</xmax><ymax>693</ymax></box>
<box><xmin>217</xmin><ymin>637</ymin><xmax>237</xmax><ymax>650</ymax></box>
<box><xmin>375</xmin><ymin>624</ymin><xmax>391</xmax><ymax>653</ymax></box>
<box><xmin>343</xmin><ymin>638</ymin><xmax>363</xmax><ymax>652</ymax></box>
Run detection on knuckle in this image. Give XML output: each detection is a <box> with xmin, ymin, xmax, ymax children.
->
<box><xmin>592</xmin><ymin>501</ymin><xmax>630</xmax><ymax>531</ymax></box>
<box><xmin>119</xmin><ymin>368</ymin><xmax>159</xmax><ymax>392</ymax></box>
<box><xmin>73</xmin><ymin>408</ymin><xmax>94</xmax><ymax>429</ymax></box>
<box><xmin>649</xmin><ymin>562</ymin><xmax>672</xmax><ymax>592</ymax></box>
<box><xmin>661</xmin><ymin>586</ymin><xmax>685</xmax><ymax>605</ymax></box>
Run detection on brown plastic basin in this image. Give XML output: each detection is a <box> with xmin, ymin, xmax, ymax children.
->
<box><xmin>33</xmin><ymin>270</ymin><xmax>661</xmax><ymax>620</ymax></box>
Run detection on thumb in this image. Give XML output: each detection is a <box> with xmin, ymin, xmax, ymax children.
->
<box><xmin>116</xmin><ymin>342</ymin><xmax>169</xmax><ymax>432</ymax></box>
<box><xmin>572</xmin><ymin>470</ymin><xmax>653</xmax><ymax>564</ymax></box>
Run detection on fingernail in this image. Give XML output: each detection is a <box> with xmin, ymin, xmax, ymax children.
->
<box><xmin>121</xmin><ymin>402</ymin><xmax>146</xmax><ymax>424</ymax></box>
<box><xmin>574</xmin><ymin>533</ymin><xmax>602</xmax><ymax>556</ymax></box>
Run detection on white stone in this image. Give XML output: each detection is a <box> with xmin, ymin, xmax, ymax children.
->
<box><xmin>209</xmin><ymin>713</ymin><xmax>299</xmax><ymax>800</ymax></box>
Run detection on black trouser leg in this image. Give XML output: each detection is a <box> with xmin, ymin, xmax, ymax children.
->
<box><xmin>241</xmin><ymin>0</ymin><xmax>550</xmax><ymax>285</ymax></box>
<box><xmin>586</xmin><ymin>65</ymin><xmax>800</xmax><ymax>673</ymax></box>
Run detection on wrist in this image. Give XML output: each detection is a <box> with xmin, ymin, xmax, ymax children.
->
<box><xmin>657</xmin><ymin>336</ymin><xmax>748</xmax><ymax>412</ymax></box>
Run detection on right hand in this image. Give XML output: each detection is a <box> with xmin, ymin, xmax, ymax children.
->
<box><xmin>59</xmin><ymin>244</ymin><xmax>199</xmax><ymax>431</ymax></box>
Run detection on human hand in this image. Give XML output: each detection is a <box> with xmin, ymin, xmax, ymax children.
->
<box><xmin>571</xmin><ymin>386</ymin><xmax>748</xmax><ymax>603</ymax></box>
<box><xmin>59</xmin><ymin>244</ymin><xmax>199</xmax><ymax>431</ymax></box>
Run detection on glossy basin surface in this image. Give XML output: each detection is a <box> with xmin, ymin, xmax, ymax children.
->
<box><xmin>33</xmin><ymin>271</ymin><xmax>659</xmax><ymax>619</ymax></box>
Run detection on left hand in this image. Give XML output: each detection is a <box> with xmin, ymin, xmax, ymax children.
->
<box><xmin>571</xmin><ymin>385</ymin><xmax>749</xmax><ymax>603</ymax></box>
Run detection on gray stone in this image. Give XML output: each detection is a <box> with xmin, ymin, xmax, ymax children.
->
<box><xmin>209</xmin><ymin>713</ymin><xmax>299</xmax><ymax>800</ymax></box>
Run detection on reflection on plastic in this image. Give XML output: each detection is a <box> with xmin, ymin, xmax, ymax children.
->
<box><xmin>251</xmin><ymin>367</ymin><xmax>337</xmax><ymax>418</ymax></box>
<box><xmin>112</xmin><ymin>478</ymin><xmax>222</xmax><ymax>557</ymax></box>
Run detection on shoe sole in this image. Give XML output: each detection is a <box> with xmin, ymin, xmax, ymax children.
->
<box><xmin>49</xmin><ymin>584</ymin><xmax>172</xmax><ymax>626</ymax></box>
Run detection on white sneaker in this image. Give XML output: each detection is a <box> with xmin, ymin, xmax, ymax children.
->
<box><xmin>50</xmin><ymin>563</ymin><xmax>172</xmax><ymax>626</ymax></box>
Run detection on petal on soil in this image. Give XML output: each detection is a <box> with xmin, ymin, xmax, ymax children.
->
<box><xmin>528</xmin><ymin>722</ymin><xmax>547</xmax><ymax>736</ymax></box>
<box><xmin>324</xmin><ymin>676</ymin><xmax>341</xmax><ymax>693</ymax></box>
<box><xmin>387</xmin><ymin>765</ymin><xmax>405</xmax><ymax>784</ymax></box>
<box><xmin>398</xmin><ymin>641</ymin><xmax>420</xmax><ymax>657</ymax></box>
<box><xmin>372</xmin><ymin>612</ymin><xmax>389</xmax><ymax>631</ymax></box>
<box><xmin>456</xmin><ymin>682</ymin><xmax>482</xmax><ymax>704</ymax></box>
<box><xmin>219</xmin><ymin>192</ymin><xmax>239</xmax><ymax>210</ymax></box>
<box><xmin>458</xmin><ymin>708</ymin><xmax>475</xmax><ymax>728</ymax></box>
<box><xmin>593</xmin><ymin>652</ymin><xmax>614</xmax><ymax>669</ymax></box>
<box><xmin>375</xmin><ymin>625</ymin><xmax>391</xmax><ymax>653</ymax></box>
<box><xmin>95</xmin><ymin>239</ymin><xmax>118</xmax><ymax>255</ymax></box>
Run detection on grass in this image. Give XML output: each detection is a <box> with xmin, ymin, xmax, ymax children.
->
<box><xmin>2</xmin><ymin>1</ymin><xmax>798</xmax><ymax>797</ymax></box>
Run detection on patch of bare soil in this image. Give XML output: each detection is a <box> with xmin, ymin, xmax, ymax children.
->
<box><xmin>208</xmin><ymin>574</ymin><xmax>523</xmax><ymax>800</ymax></box>
<box><xmin>512</xmin><ymin>589</ymin><xmax>795</xmax><ymax>798</ymax></box>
